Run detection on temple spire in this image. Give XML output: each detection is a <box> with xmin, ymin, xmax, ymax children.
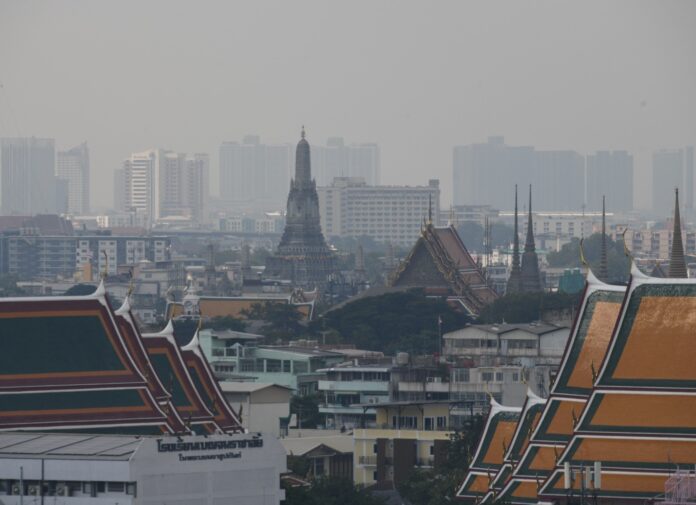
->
<box><xmin>669</xmin><ymin>188</ymin><xmax>688</xmax><ymax>278</ymax></box>
<box><xmin>598</xmin><ymin>195</ymin><xmax>609</xmax><ymax>281</ymax></box>
<box><xmin>506</xmin><ymin>185</ymin><xmax>522</xmax><ymax>294</ymax></box>
<box><xmin>520</xmin><ymin>185</ymin><xmax>542</xmax><ymax>292</ymax></box>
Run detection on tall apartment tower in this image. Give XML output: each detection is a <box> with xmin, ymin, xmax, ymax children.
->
<box><xmin>311</xmin><ymin>137</ymin><xmax>381</xmax><ymax>186</ymax></box>
<box><xmin>219</xmin><ymin>136</ymin><xmax>291</xmax><ymax>210</ymax></box>
<box><xmin>122</xmin><ymin>149</ymin><xmax>159</xmax><ymax>224</ymax></box>
<box><xmin>185</xmin><ymin>153</ymin><xmax>210</xmax><ymax>225</ymax></box>
<box><xmin>453</xmin><ymin>137</ymin><xmax>583</xmax><ymax>211</ymax></box>
<box><xmin>586</xmin><ymin>151</ymin><xmax>633</xmax><ymax>212</ymax></box>
<box><xmin>57</xmin><ymin>142</ymin><xmax>90</xmax><ymax>215</ymax></box>
<box><xmin>652</xmin><ymin>147</ymin><xmax>694</xmax><ymax>215</ymax></box>
<box><xmin>1</xmin><ymin>137</ymin><xmax>57</xmax><ymax>215</ymax></box>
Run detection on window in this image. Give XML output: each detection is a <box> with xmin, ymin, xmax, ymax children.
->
<box><xmin>452</xmin><ymin>369</ymin><xmax>470</xmax><ymax>383</ymax></box>
<box><xmin>293</xmin><ymin>361</ymin><xmax>308</xmax><ymax>374</ymax></box>
<box><xmin>283</xmin><ymin>360</ymin><xmax>291</xmax><ymax>373</ymax></box>
<box><xmin>424</xmin><ymin>417</ymin><xmax>434</xmax><ymax>431</ymax></box>
<box><xmin>437</xmin><ymin>416</ymin><xmax>447</xmax><ymax>429</ymax></box>
<box><xmin>482</xmin><ymin>372</ymin><xmax>493</xmax><ymax>381</ymax></box>
<box><xmin>495</xmin><ymin>372</ymin><xmax>503</xmax><ymax>382</ymax></box>
<box><xmin>512</xmin><ymin>373</ymin><xmax>520</xmax><ymax>382</ymax></box>
<box><xmin>107</xmin><ymin>482</ymin><xmax>125</xmax><ymax>492</ymax></box>
<box><xmin>373</xmin><ymin>471</ymin><xmax>379</xmax><ymax>481</ymax></box>
<box><xmin>429</xmin><ymin>445</ymin><xmax>434</xmax><ymax>455</ymax></box>
<box><xmin>266</xmin><ymin>359</ymin><xmax>281</xmax><ymax>372</ymax></box>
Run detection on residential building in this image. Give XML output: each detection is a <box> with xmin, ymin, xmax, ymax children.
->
<box><xmin>442</xmin><ymin>323</ymin><xmax>568</xmax><ymax>366</ymax></box>
<box><xmin>113</xmin><ymin>167</ymin><xmax>126</xmax><ymax>212</ymax></box>
<box><xmin>219</xmin><ymin>382</ymin><xmax>292</xmax><ymax>437</ymax></box>
<box><xmin>586</xmin><ymin>150</ymin><xmax>633</xmax><ymax>212</ymax></box>
<box><xmin>281</xmin><ymin>432</ymin><xmax>354</xmax><ymax>481</ymax></box>
<box><xmin>453</xmin><ymin>136</ymin><xmax>584</xmax><ymax>211</ymax></box>
<box><xmin>317</xmin><ymin>365</ymin><xmax>391</xmax><ymax>429</ymax></box>
<box><xmin>1</xmin><ymin>137</ymin><xmax>58</xmax><ymax>215</ymax></box>
<box><xmin>219</xmin><ymin>136</ymin><xmax>291</xmax><ymax>210</ymax></box>
<box><xmin>353</xmin><ymin>400</ymin><xmax>456</xmax><ymax>489</ymax></box>
<box><xmin>439</xmin><ymin>204</ymin><xmax>499</xmax><ymax>228</ymax></box>
<box><xmin>317</xmin><ymin>177</ymin><xmax>440</xmax><ymax>246</ymax></box>
<box><xmin>652</xmin><ymin>147</ymin><xmax>694</xmax><ymax>214</ymax></box>
<box><xmin>311</xmin><ymin>137</ymin><xmax>381</xmax><ymax>186</ymax></box>
<box><xmin>57</xmin><ymin>142</ymin><xmax>90</xmax><ymax>215</ymax></box>
<box><xmin>197</xmin><ymin>330</ymin><xmax>345</xmax><ymax>394</ymax></box>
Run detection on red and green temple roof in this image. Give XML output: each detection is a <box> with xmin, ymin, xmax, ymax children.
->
<box><xmin>179</xmin><ymin>332</ymin><xmax>244</xmax><ymax>433</ymax></box>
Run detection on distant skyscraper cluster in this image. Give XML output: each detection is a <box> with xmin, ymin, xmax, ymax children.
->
<box><xmin>453</xmin><ymin>137</ymin><xmax>632</xmax><ymax>213</ymax></box>
<box><xmin>115</xmin><ymin>149</ymin><xmax>209</xmax><ymax>226</ymax></box>
<box><xmin>218</xmin><ymin>136</ymin><xmax>380</xmax><ymax>212</ymax></box>
<box><xmin>0</xmin><ymin>137</ymin><xmax>90</xmax><ymax>217</ymax></box>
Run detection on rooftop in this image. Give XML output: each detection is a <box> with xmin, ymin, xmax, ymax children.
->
<box><xmin>0</xmin><ymin>432</ymin><xmax>144</xmax><ymax>461</ymax></box>
<box><xmin>218</xmin><ymin>382</ymin><xmax>294</xmax><ymax>394</ymax></box>
<box><xmin>445</xmin><ymin>322</ymin><xmax>567</xmax><ymax>337</ymax></box>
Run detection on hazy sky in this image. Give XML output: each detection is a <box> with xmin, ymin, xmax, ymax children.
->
<box><xmin>1</xmin><ymin>0</ymin><xmax>695</xmax><ymax>211</ymax></box>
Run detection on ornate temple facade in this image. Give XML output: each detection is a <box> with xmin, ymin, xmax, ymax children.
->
<box><xmin>388</xmin><ymin>220</ymin><xmax>498</xmax><ymax>315</ymax></box>
<box><xmin>265</xmin><ymin>129</ymin><xmax>338</xmax><ymax>287</ymax></box>
<box><xmin>458</xmin><ymin>262</ymin><xmax>696</xmax><ymax>504</ymax></box>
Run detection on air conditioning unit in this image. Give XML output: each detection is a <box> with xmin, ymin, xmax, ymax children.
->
<box><xmin>55</xmin><ymin>483</ymin><xmax>71</xmax><ymax>496</ymax></box>
<box><xmin>28</xmin><ymin>485</ymin><xmax>40</xmax><ymax>496</ymax></box>
<box><xmin>11</xmin><ymin>485</ymin><xmax>20</xmax><ymax>495</ymax></box>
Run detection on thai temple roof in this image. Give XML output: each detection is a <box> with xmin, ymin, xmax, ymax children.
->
<box><xmin>462</xmin><ymin>263</ymin><xmax>696</xmax><ymax>504</ymax></box>
<box><xmin>0</xmin><ymin>282</ymin><xmax>243</xmax><ymax>436</ymax></box>
<box><xmin>389</xmin><ymin>222</ymin><xmax>498</xmax><ymax>315</ymax></box>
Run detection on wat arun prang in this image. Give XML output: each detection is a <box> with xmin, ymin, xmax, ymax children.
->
<box><xmin>265</xmin><ymin>129</ymin><xmax>338</xmax><ymax>287</ymax></box>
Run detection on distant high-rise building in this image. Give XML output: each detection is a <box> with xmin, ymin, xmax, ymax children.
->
<box><xmin>122</xmin><ymin>149</ymin><xmax>159</xmax><ymax>224</ymax></box>
<box><xmin>219</xmin><ymin>136</ymin><xmax>291</xmax><ymax>210</ymax></box>
<box><xmin>119</xmin><ymin>149</ymin><xmax>210</xmax><ymax>225</ymax></box>
<box><xmin>652</xmin><ymin>147</ymin><xmax>694</xmax><ymax>215</ymax></box>
<box><xmin>311</xmin><ymin>137</ymin><xmax>381</xmax><ymax>186</ymax></box>
<box><xmin>185</xmin><ymin>154</ymin><xmax>210</xmax><ymax>225</ymax></box>
<box><xmin>586</xmin><ymin>151</ymin><xmax>633</xmax><ymax>212</ymax></box>
<box><xmin>57</xmin><ymin>142</ymin><xmax>90</xmax><ymax>215</ymax></box>
<box><xmin>1</xmin><ymin>137</ymin><xmax>57</xmax><ymax>215</ymax></box>
<box><xmin>453</xmin><ymin>137</ymin><xmax>583</xmax><ymax>211</ymax></box>
<box><xmin>113</xmin><ymin>167</ymin><xmax>126</xmax><ymax>212</ymax></box>
<box><xmin>317</xmin><ymin>178</ymin><xmax>440</xmax><ymax>247</ymax></box>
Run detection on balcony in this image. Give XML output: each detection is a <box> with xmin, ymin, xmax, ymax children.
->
<box><xmin>318</xmin><ymin>380</ymin><xmax>389</xmax><ymax>393</ymax></box>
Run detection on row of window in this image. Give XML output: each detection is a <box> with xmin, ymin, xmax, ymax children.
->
<box><xmin>0</xmin><ymin>480</ymin><xmax>136</xmax><ymax>497</ymax></box>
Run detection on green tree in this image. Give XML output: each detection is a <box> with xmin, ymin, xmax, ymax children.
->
<box><xmin>477</xmin><ymin>292</ymin><xmax>581</xmax><ymax>324</ymax></box>
<box><xmin>284</xmin><ymin>477</ymin><xmax>385</xmax><ymax>505</ymax></box>
<box><xmin>243</xmin><ymin>301</ymin><xmax>304</xmax><ymax>339</ymax></box>
<box><xmin>317</xmin><ymin>290</ymin><xmax>470</xmax><ymax>354</ymax></box>
<box><xmin>204</xmin><ymin>316</ymin><xmax>247</xmax><ymax>332</ymax></box>
<box><xmin>290</xmin><ymin>394</ymin><xmax>322</xmax><ymax>428</ymax></box>
<box><xmin>546</xmin><ymin>233</ymin><xmax>630</xmax><ymax>283</ymax></box>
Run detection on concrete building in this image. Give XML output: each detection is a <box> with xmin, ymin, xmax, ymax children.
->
<box><xmin>317</xmin><ymin>177</ymin><xmax>440</xmax><ymax>246</ymax></box>
<box><xmin>311</xmin><ymin>137</ymin><xmax>381</xmax><ymax>186</ymax></box>
<box><xmin>586</xmin><ymin>150</ymin><xmax>633</xmax><ymax>212</ymax></box>
<box><xmin>317</xmin><ymin>365</ymin><xmax>391</xmax><ymax>429</ymax></box>
<box><xmin>439</xmin><ymin>204</ymin><xmax>499</xmax><ymax>228</ymax></box>
<box><xmin>1</xmin><ymin>137</ymin><xmax>58</xmax><ymax>215</ymax></box>
<box><xmin>57</xmin><ymin>142</ymin><xmax>90</xmax><ymax>215</ymax></box>
<box><xmin>453</xmin><ymin>136</ymin><xmax>584</xmax><ymax>212</ymax></box>
<box><xmin>652</xmin><ymin>147</ymin><xmax>694</xmax><ymax>214</ymax></box>
<box><xmin>0</xmin><ymin>432</ymin><xmax>286</xmax><ymax>505</ymax></box>
<box><xmin>219</xmin><ymin>136</ymin><xmax>291</xmax><ymax>211</ymax></box>
<box><xmin>281</xmin><ymin>432</ymin><xmax>353</xmax><ymax>481</ymax></box>
<box><xmin>219</xmin><ymin>382</ymin><xmax>292</xmax><ymax>437</ymax></box>
<box><xmin>353</xmin><ymin>400</ymin><xmax>455</xmax><ymax>489</ymax></box>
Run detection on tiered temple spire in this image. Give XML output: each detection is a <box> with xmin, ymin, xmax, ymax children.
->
<box><xmin>520</xmin><ymin>185</ymin><xmax>541</xmax><ymax>292</ymax></box>
<box><xmin>506</xmin><ymin>185</ymin><xmax>522</xmax><ymax>294</ymax></box>
<box><xmin>669</xmin><ymin>188</ymin><xmax>687</xmax><ymax>278</ymax></box>
<box><xmin>598</xmin><ymin>195</ymin><xmax>609</xmax><ymax>281</ymax></box>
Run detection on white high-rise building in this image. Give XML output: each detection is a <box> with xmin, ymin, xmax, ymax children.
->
<box><xmin>57</xmin><ymin>142</ymin><xmax>90</xmax><ymax>215</ymax></box>
<box><xmin>118</xmin><ymin>149</ymin><xmax>209</xmax><ymax>226</ymax></box>
<box><xmin>122</xmin><ymin>149</ymin><xmax>159</xmax><ymax>224</ymax></box>
<box><xmin>311</xmin><ymin>137</ymin><xmax>381</xmax><ymax>186</ymax></box>
<box><xmin>317</xmin><ymin>178</ymin><xmax>440</xmax><ymax>247</ymax></box>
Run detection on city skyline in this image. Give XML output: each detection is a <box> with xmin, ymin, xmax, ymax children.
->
<box><xmin>1</xmin><ymin>1</ymin><xmax>695</xmax><ymax>211</ymax></box>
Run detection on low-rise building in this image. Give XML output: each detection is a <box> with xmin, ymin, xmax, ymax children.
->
<box><xmin>317</xmin><ymin>365</ymin><xmax>391</xmax><ymax>429</ymax></box>
<box><xmin>219</xmin><ymin>382</ymin><xmax>293</xmax><ymax>437</ymax></box>
<box><xmin>280</xmin><ymin>431</ymin><xmax>354</xmax><ymax>481</ymax></box>
<box><xmin>353</xmin><ymin>400</ymin><xmax>455</xmax><ymax>490</ymax></box>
